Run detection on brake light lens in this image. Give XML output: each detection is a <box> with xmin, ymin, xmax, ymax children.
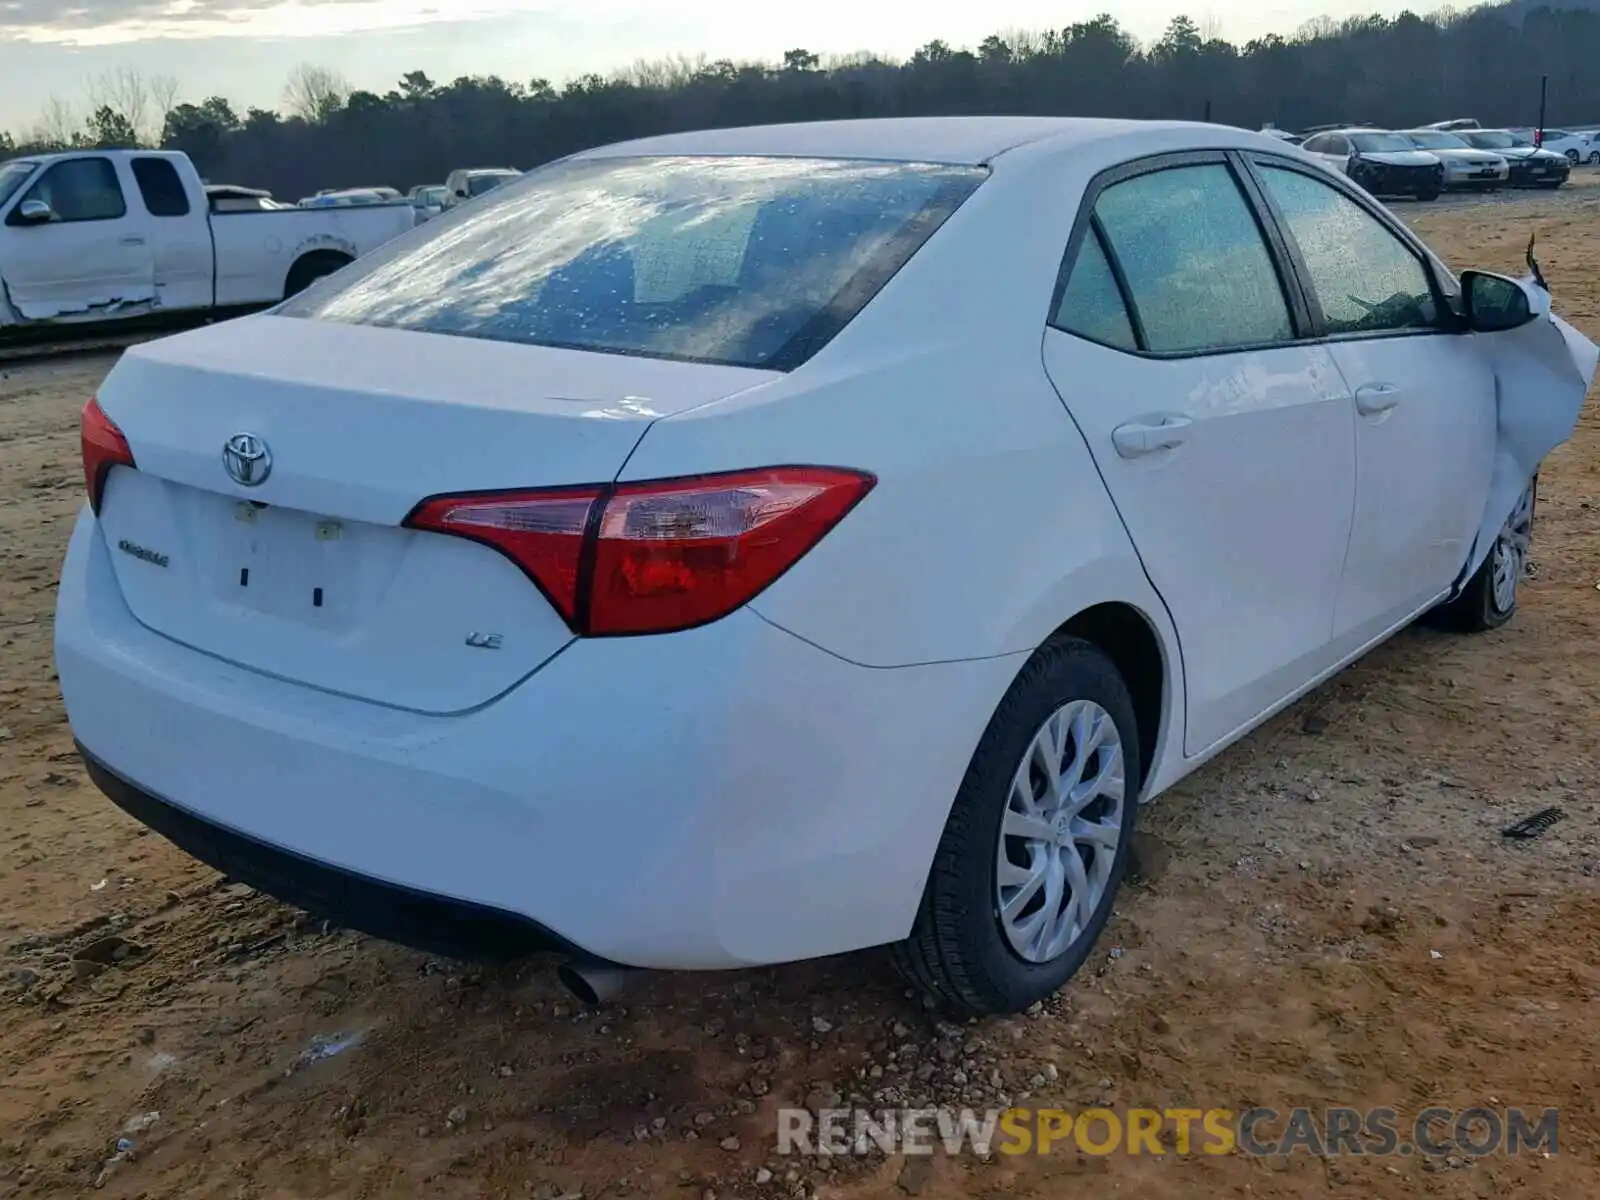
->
<box><xmin>81</xmin><ymin>397</ymin><xmax>135</xmax><ymax>514</ymax></box>
<box><xmin>405</xmin><ymin>466</ymin><xmax>874</xmax><ymax>636</ymax></box>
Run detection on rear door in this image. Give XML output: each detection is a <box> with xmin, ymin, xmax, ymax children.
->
<box><xmin>0</xmin><ymin>155</ymin><xmax>155</xmax><ymax>320</ymax></box>
<box><xmin>1041</xmin><ymin>152</ymin><xmax>1357</xmax><ymax>755</ymax></box>
<box><xmin>1246</xmin><ymin>155</ymin><xmax>1497</xmax><ymax>643</ymax></box>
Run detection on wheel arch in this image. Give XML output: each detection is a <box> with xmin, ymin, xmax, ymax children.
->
<box><xmin>282</xmin><ymin>248</ymin><xmax>355</xmax><ymax>299</ymax></box>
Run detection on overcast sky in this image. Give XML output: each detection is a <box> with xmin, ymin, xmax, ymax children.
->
<box><xmin>1</xmin><ymin>0</ymin><xmax>1445</xmax><ymax>136</ymax></box>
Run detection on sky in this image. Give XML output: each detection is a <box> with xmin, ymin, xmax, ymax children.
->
<box><xmin>0</xmin><ymin>0</ymin><xmax>1448</xmax><ymax>136</ymax></box>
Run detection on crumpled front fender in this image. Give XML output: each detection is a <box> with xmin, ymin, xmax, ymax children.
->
<box><xmin>1458</xmin><ymin>301</ymin><xmax>1598</xmax><ymax>588</ymax></box>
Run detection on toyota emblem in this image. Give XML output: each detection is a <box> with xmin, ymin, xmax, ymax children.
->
<box><xmin>222</xmin><ymin>433</ymin><xmax>272</xmax><ymax>487</ymax></box>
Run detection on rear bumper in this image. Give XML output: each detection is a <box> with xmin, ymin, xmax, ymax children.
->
<box><xmin>79</xmin><ymin>746</ymin><xmax>583</xmax><ymax>962</ymax></box>
<box><xmin>56</xmin><ymin>511</ymin><xmax>1024</xmax><ymax>969</ymax></box>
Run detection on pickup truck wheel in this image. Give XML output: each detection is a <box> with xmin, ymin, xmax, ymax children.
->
<box><xmin>283</xmin><ymin>251</ymin><xmax>354</xmax><ymax>300</ymax></box>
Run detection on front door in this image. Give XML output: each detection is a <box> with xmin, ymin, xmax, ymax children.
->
<box><xmin>1042</xmin><ymin>155</ymin><xmax>1358</xmax><ymax>755</ymax></box>
<box><xmin>1</xmin><ymin>156</ymin><xmax>155</xmax><ymax>321</ymax></box>
<box><xmin>1248</xmin><ymin>157</ymin><xmax>1497</xmax><ymax>644</ymax></box>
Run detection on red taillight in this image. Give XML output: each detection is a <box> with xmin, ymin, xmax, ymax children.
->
<box><xmin>405</xmin><ymin>466</ymin><xmax>875</xmax><ymax>636</ymax></box>
<box><xmin>82</xmin><ymin>397</ymin><xmax>135</xmax><ymax>514</ymax></box>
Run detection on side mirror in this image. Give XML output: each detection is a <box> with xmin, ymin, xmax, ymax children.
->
<box><xmin>453</xmin><ymin>187</ymin><xmax>468</xmax><ymax>199</ymax></box>
<box><xmin>15</xmin><ymin>199</ymin><xmax>53</xmax><ymax>224</ymax></box>
<box><xmin>1460</xmin><ymin>270</ymin><xmax>1540</xmax><ymax>333</ymax></box>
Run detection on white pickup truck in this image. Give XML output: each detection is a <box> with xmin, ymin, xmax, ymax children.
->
<box><xmin>0</xmin><ymin>149</ymin><xmax>416</xmax><ymax>332</ymax></box>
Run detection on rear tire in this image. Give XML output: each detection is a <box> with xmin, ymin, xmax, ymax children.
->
<box><xmin>283</xmin><ymin>251</ymin><xmax>354</xmax><ymax>300</ymax></box>
<box><xmin>1417</xmin><ymin>187</ymin><xmax>1441</xmax><ymax>202</ymax></box>
<box><xmin>891</xmin><ymin>637</ymin><xmax>1142</xmax><ymax>1017</ymax></box>
<box><xmin>1426</xmin><ymin>477</ymin><xmax>1536</xmax><ymax>633</ymax></box>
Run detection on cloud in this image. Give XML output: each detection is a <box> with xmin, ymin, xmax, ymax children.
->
<box><xmin>1</xmin><ymin>0</ymin><xmax>549</xmax><ymax>45</ymax></box>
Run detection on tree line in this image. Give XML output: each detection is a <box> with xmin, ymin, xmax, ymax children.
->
<box><xmin>2</xmin><ymin>5</ymin><xmax>1596</xmax><ymax>200</ymax></box>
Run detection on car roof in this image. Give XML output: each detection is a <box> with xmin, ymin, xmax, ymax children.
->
<box><xmin>574</xmin><ymin>116</ymin><xmax>1225</xmax><ymax>166</ymax></box>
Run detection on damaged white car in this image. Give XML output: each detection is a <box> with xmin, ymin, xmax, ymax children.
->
<box><xmin>0</xmin><ymin>150</ymin><xmax>415</xmax><ymax>331</ymax></box>
<box><xmin>53</xmin><ymin>119</ymin><xmax>1596</xmax><ymax>1016</ymax></box>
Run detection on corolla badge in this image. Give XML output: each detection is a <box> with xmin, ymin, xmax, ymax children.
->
<box><xmin>222</xmin><ymin>433</ymin><xmax>272</xmax><ymax>487</ymax></box>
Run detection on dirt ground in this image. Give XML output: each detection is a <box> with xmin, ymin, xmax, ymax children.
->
<box><xmin>3</xmin><ymin>185</ymin><xmax>1600</xmax><ymax>1200</ymax></box>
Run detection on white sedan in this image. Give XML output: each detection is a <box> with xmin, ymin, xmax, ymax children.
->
<box><xmin>55</xmin><ymin>118</ymin><xmax>1596</xmax><ymax>1016</ymax></box>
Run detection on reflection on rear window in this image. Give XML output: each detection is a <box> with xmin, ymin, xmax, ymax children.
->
<box><xmin>279</xmin><ymin>155</ymin><xmax>986</xmax><ymax>370</ymax></box>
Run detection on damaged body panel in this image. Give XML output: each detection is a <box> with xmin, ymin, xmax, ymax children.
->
<box><xmin>0</xmin><ymin>150</ymin><xmax>415</xmax><ymax>337</ymax></box>
<box><xmin>1458</xmin><ymin>278</ymin><xmax>1598</xmax><ymax>588</ymax></box>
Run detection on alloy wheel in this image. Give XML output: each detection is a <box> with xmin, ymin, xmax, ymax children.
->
<box><xmin>1491</xmin><ymin>482</ymin><xmax>1535</xmax><ymax>614</ymax></box>
<box><xmin>995</xmin><ymin>700</ymin><xmax>1126</xmax><ymax>964</ymax></box>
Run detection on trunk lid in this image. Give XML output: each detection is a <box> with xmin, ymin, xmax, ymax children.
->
<box><xmin>94</xmin><ymin>314</ymin><xmax>777</xmax><ymax>714</ymax></box>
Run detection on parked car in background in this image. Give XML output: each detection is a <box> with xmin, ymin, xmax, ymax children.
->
<box><xmin>0</xmin><ymin>149</ymin><xmax>418</xmax><ymax>332</ymax></box>
<box><xmin>1259</xmin><ymin>125</ymin><xmax>1304</xmax><ymax>145</ymax></box>
<box><xmin>204</xmin><ymin>184</ymin><xmax>292</xmax><ymax>212</ymax></box>
<box><xmin>55</xmin><ymin>117</ymin><xmax>1596</xmax><ymax>1017</ymax></box>
<box><xmin>1395</xmin><ymin>129</ymin><xmax>1508</xmax><ymax>190</ymax></box>
<box><xmin>1299</xmin><ymin>128</ymin><xmax>1444</xmax><ymax>200</ymax></box>
<box><xmin>1509</xmin><ymin>128</ymin><xmax>1592</xmax><ymax>162</ymax></box>
<box><xmin>1458</xmin><ymin>130</ymin><xmax>1571</xmax><ymax>187</ymax></box>
<box><xmin>443</xmin><ymin>168</ymin><xmax>520</xmax><ymax>208</ymax></box>
<box><xmin>297</xmin><ymin>188</ymin><xmax>394</xmax><ymax>209</ymax></box>
<box><xmin>1424</xmin><ymin>118</ymin><xmax>1481</xmax><ymax>131</ymax></box>
<box><xmin>409</xmin><ymin>184</ymin><xmax>449</xmax><ymax>221</ymax></box>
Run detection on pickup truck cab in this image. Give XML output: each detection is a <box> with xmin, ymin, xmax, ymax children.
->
<box><xmin>0</xmin><ymin>149</ymin><xmax>416</xmax><ymax>332</ymax></box>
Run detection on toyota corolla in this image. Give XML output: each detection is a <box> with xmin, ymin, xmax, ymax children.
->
<box><xmin>55</xmin><ymin>118</ymin><xmax>1596</xmax><ymax>1016</ymax></box>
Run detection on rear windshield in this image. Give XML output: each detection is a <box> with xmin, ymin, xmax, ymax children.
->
<box><xmin>279</xmin><ymin>155</ymin><xmax>987</xmax><ymax>370</ymax></box>
<box><xmin>1350</xmin><ymin>133</ymin><xmax>1415</xmax><ymax>153</ymax></box>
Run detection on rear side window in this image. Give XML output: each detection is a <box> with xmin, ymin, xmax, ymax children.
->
<box><xmin>280</xmin><ymin>155</ymin><xmax>987</xmax><ymax>370</ymax></box>
<box><xmin>1053</xmin><ymin>227</ymin><xmax>1137</xmax><ymax>351</ymax></box>
<box><xmin>131</xmin><ymin>158</ymin><xmax>191</xmax><ymax>217</ymax></box>
<box><xmin>1089</xmin><ymin>164</ymin><xmax>1292</xmax><ymax>354</ymax></box>
<box><xmin>12</xmin><ymin>158</ymin><xmax>125</xmax><ymax>224</ymax></box>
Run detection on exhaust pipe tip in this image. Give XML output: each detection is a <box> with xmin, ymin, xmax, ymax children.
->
<box><xmin>556</xmin><ymin>960</ymin><xmax>632</xmax><ymax>1006</ymax></box>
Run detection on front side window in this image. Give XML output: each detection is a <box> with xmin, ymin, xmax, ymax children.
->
<box><xmin>0</xmin><ymin>160</ymin><xmax>38</xmax><ymax>210</ymax></box>
<box><xmin>281</xmin><ymin>155</ymin><xmax>986</xmax><ymax>370</ymax></box>
<box><xmin>1088</xmin><ymin>163</ymin><xmax>1293</xmax><ymax>354</ymax></box>
<box><xmin>12</xmin><ymin>158</ymin><xmax>126</xmax><ymax>224</ymax></box>
<box><xmin>131</xmin><ymin>157</ymin><xmax>191</xmax><ymax>217</ymax></box>
<box><xmin>1258</xmin><ymin>165</ymin><xmax>1439</xmax><ymax>336</ymax></box>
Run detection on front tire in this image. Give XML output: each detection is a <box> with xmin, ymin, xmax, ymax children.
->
<box><xmin>891</xmin><ymin>637</ymin><xmax>1141</xmax><ymax>1017</ymax></box>
<box><xmin>1428</xmin><ymin>478</ymin><xmax>1535</xmax><ymax>633</ymax></box>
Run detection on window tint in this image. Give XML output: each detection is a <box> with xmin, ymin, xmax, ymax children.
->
<box><xmin>1053</xmin><ymin>226</ymin><xmax>1136</xmax><ymax>351</ymax></box>
<box><xmin>16</xmin><ymin>158</ymin><xmax>125</xmax><ymax>223</ymax></box>
<box><xmin>280</xmin><ymin>155</ymin><xmax>986</xmax><ymax>370</ymax></box>
<box><xmin>1092</xmin><ymin>163</ymin><xmax>1292</xmax><ymax>354</ymax></box>
<box><xmin>1301</xmin><ymin>135</ymin><xmax>1325</xmax><ymax>153</ymax></box>
<box><xmin>1258</xmin><ymin>165</ymin><xmax>1439</xmax><ymax>336</ymax></box>
<box><xmin>131</xmin><ymin>157</ymin><xmax>190</xmax><ymax>217</ymax></box>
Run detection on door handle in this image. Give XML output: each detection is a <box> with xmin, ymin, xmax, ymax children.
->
<box><xmin>1354</xmin><ymin>383</ymin><xmax>1401</xmax><ymax>415</ymax></box>
<box><xmin>118</xmin><ymin>235</ymin><xmax>146</xmax><ymax>246</ymax></box>
<box><xmin>1111</xmin><ymin>416</ymin><xmax>1193</xmax><ymax>459</ymax></box>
